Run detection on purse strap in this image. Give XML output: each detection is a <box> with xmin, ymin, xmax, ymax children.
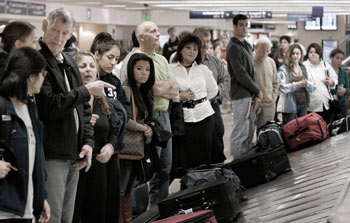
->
<box><xmin>130</xmin><ymin>91</ymin><xmax>136</xmax><ymax>121</ymax></box>
<box><xmin>324</xmin><ymin>61</ymin><xmax>335</xmax><ymax>101</ymax></box>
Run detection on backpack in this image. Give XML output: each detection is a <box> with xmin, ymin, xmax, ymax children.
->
<box><xmin>257</xmin><ymin>121</ymin><xmax>285</xmax><ymax>151</ymax></box>
<box><xmin>108</xmin><ymin>98</ymin><xmax>128</xmax><ymax>153</ymax></box>
<box><xmin>0</xmin><ymin>96</ymin><xmax>12</xmax><ymax>159</ymax></box>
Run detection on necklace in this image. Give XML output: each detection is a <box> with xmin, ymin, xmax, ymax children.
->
<box><xmin>182</xmin><ymin>63</ymin><xmax>192</xmax><ymax>68</ymax></box>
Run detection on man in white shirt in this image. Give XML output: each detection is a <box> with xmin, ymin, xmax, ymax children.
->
<box><xmin>253</xmin><ymin>36</ymin><xmax>278</xmax><ymax>128</ymax></box>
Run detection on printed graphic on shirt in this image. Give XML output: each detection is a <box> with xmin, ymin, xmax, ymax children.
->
<box><xmin>105</xmin><ymin>88</ymin><xmax>117</xmax><ymax>99</ymax></box>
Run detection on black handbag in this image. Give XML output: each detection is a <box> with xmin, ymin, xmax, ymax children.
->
<box><xmin>329</xmin><ymin>98</ymin><xmax>341</xmax><ymax>114</ymax></box>
<box><xmin>168</xmin><ymin>101</ymin><xmax>185</xmax><ymax>136</ymax></box>
<box><xmin>325</xmin><ymin>62</ymin><xmax>342</xmax><ymax>120</ymax></box>
<box><xmin>145</xmin><ymin>117</ymin><xmax>172</xmax><ymax>148</ymax></box>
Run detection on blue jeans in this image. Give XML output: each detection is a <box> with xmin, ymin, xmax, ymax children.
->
<box><xmin>46</xmin><ymin>159</ymin><xmax>79</xmax><ymax>223</ymax></box>
<box><xmin>149</xmin><ymin>110</ymin><xmax>172</xmax><ymax>207</ymax></box>
<box><xmin>282</xmin><ymin>101</ymin><xmax>308</xmax><ymax>123</ymax></box>
<box><xmin>230</xmin><ymin>98</ymin><xmax>254</xmax><ymax>159</ymax></box>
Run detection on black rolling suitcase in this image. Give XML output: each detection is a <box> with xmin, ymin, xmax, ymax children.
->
<box><xmin>327</xmin><ymin>116</ymin><xmax>350</xmax><ymax>137</ymax></box>
<box><xmin>158</xmin><ymin>177</ymin><xmax>240</xmax><ymax>223</ymax></box>
<box><xmin>180</xmin><ymin>163</ymin><xmax>244</xmax><ymax>202</ymax></box>
<box><xmin>229</xmin><ymin>144</ymin><xmax>291</xmax><ymax>188</ymax></box>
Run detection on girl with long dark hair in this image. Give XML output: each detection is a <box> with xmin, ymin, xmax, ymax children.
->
<box><xmin>89</xmin><ymin>32</ymin><xmax>131</xmax><ymax>222</ymax></box>
<box><xmin>119</xmin><ymin>53</ymin><xmax>155</xmax><ymax>223</ymax></box>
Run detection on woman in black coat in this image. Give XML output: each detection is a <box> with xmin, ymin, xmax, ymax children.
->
<box><xmin>72</xmin><ymin>51</ymin><xmax>120</xmax><ymax>223</ymax></box>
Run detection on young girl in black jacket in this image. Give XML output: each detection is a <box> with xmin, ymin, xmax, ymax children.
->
<box><xmin>0</xmin><ymin>47</ymin><xmax>50</xmax><ymax>223</ymax></box>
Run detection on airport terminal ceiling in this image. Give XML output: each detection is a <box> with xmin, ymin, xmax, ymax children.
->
<box><xmin>27</xmin><ymin>0</ymin><xmax>350</xmax><ymax>15</ymax></box>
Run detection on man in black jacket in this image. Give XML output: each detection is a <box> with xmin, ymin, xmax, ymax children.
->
<box><xmin>162</xmin><ymin>27</ymin><xmax>179</xmax><ymax>62</ymax></box>
<box><xmin>227</xmin><ymin>14</ymin><xmax>263</xmax><ymax>160</ymax></box>
<box><xmin>35</xmin><ymin>8</ymin><xmax>115</xmax><ymax>223</ymax></box>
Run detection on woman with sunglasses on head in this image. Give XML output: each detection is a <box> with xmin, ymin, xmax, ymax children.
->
<box><xmin>72</xmin><ymin>51</ymin><xmax>120</xmax><ymax>223</ymax></box>
<box><xmin>0</xmin><ymin>47</ymin><xmax>50</xmax><ymax>223</ymax></box>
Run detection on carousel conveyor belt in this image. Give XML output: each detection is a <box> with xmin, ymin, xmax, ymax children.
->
<box><xmin>236</xmin><ymin>133</ymin><xmax>350</xmax><ymax>223</ymax></box>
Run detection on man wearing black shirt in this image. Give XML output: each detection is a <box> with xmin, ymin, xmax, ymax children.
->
<box><xmin>162</xmin><ymin>27</ymin><xmax>179</xmax><ymax>62</ymax></box>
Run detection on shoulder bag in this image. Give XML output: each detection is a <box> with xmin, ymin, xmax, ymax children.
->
<box><xmin>324</xmin><ymin>62</ymin><xmax>342</xmax><ymax>119</ymax></box>
<box><xmin>119</xmin><ymin>91</ymin><xmax>145</xmax><ymax>160</ymax></box>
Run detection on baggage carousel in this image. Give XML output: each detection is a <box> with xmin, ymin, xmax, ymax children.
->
<box><xmin>236</xmin><ymin>133</ymin><xmax>350</xmax><ymax>223</ymax></box>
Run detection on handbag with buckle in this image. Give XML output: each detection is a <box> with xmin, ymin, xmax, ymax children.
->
<box><xmin>119</xmin><ymin>91</ymin><xmax>145</xmax><ymax>160</ymax></box>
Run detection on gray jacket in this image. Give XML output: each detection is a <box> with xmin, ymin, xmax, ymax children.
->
<box><xmin>202</xmin><ymin>54</ymin><xmax>230</xmax><ymax>101</ymax></box>
<box><xmin>226</xmin><ymin>37</ymin><xmax>260</xmax><ymax>100</ymax></box>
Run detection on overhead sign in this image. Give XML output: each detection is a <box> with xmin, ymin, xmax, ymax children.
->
<box><xmin>6</xmin><ymin>0</ymin><xmax>26</xmax><ymax>15</ymax></box>
<box><xmin>312</xmin><ymin>6</ymin><xmax>323</xmax><ymax>18</ymax></box>
<box><xmin>190</xmin><ymin>11</ymin><xmax>232</xmax><ymax>19</ymax></box>
<box><xmin>287</xmin><ymin>14</ymin><xmax>312</xmax><ymax>21</ymax></box>
<box><xmin>27</xmin><ymin>3</ymin><xmax>46</xmax><ymax>17</ymax></box>
<box><xmin>190</xmin><ymin>11</ymin><xmax>272</xmax><ymax>19</ymax></box>
<box><xmin>237</xmin><ymin>11</ymin><xmax>272</xmax><ymax>19</ymax></box>
<box><xmin>0</xmin><ymin>0</ymin><xmax>46</xmax><ymax>16</ymax></box>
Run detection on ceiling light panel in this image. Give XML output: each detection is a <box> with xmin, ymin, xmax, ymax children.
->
<box><xmin>103</xmin><ymin>4</ymin><xmax>126</xmax><ymax>7</ymax></box>
<box><xmin>137</xmin><ymin>0</ymin><xmax>350</xmax><ymax>3</ymax></box>
<box><xmin>76</xmin><ymin>2</ymin><xmax>102</xmax><ymax>4</ymax></box>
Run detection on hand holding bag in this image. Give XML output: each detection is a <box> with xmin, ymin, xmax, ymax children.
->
<box><xmin>119</xmin><ymin>91</ymin><xmax>145</xmax><ymax>160</ymax></box>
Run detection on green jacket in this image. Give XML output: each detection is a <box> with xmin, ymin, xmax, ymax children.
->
<box><xmin>331</xmin><ymin>67</ymin><xmax>349</xmax><ymax>103</ymax></box>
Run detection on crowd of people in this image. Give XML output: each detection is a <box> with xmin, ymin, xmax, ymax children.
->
<box><xmin>0</xmin><ymin>8</ymin><xmax>348</xmax><ymax>223</ymax></box>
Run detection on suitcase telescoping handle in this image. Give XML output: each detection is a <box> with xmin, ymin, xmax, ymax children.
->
<box><xmin>176</xmin><ymin>190</ymin><xmax>212</xmax><ymax>210</ymax></box>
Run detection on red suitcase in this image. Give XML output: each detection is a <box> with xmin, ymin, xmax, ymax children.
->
<box><xmin>283</xmin><ymin>112</ymin><xmax>327</xmax><ymax>150</ymax></box>
<box><xmin>153</xmin><ymin>210</ymin><xmax>217</xmax><ymax>223</ymax></box>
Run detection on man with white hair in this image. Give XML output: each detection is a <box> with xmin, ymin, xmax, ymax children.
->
<box><xmin>35</xmin><ymin>8</ymin><xmax>114</xmax><ymax>223</ymax></box>
<box><xmin>120</xmin><ymin>21</ymin><xmax>179</xmax><ymax>207</ymax></box>
<box><xmin>254</xmin><ymin>36</ymin><xmax>278</xmax><ymax>128</ymax></box>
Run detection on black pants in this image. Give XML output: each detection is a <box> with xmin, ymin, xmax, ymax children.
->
<box><xmin>176</xmin><ymin>115</ymin><xmax>215</xmax><ymax>171</ymax></box>
<box><xmin>73</xmin><ymin>154</ymin><xmax>120</xmax><ymax>223</ymax></box>
<box><xmin>0</xmin><ymin>220</ymin><xmax>32</xmax><ymax>223</ymax></box>
<box><xmin>211</xmin><ymin>102</ymin><xmax>226</xmax><ymax>162</ymax></box>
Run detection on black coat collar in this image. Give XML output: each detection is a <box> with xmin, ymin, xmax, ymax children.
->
<box><xmin>39</xmin><ymin>39</ymin><xmax>81</xmax><ymax>91</ymax></box>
